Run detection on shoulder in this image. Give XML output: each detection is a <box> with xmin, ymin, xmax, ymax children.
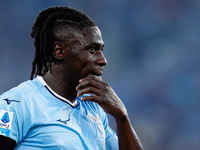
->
<box><xmin>0</xmin><ymin>78</ymin><xmax>43</xmax><ymax>105</ymax></box>
<box><xmin>78</xmin><ymin>97</ymin><xmax>107</xmax><ymax>122</ymax></box>
<box><xmin>77</xmin><ymin>96</ymin><xmax>102</xmax><ymax>112</ymax></box>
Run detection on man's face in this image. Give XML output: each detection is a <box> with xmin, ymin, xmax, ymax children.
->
<box><xmin>59</xmin><ymin>26</ymin><xmax>107</xmax><ymax>85</ymax></box>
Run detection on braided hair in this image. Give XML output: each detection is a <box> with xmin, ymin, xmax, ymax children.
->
<box><xmin>30</xmin><ymin>6</ymin><xmax>96</xmax><ymax>79</ymax></box>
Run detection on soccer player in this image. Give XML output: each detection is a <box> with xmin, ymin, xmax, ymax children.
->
<box><xmin>0</xmin><ymin>6</ymin><xmax>143</xmax><ymax>150</ymax></box>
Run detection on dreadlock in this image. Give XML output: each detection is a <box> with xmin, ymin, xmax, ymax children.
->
<box><xmin>30</xmin><ymin>6</ymin><xmax>96</xmax><ymax>79</ymax></box>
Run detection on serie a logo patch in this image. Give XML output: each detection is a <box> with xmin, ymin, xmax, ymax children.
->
<box><xmin>0</xmin><ymin>110</ymin><xmax>13</xmax><ymax>136</ymax></box>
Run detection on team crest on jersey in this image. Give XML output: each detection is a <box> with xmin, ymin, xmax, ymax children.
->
<box><xmin>0</xmin><ymin>110</ymin><xmax>13</xmax><ymax>136</ymax></box>
<box><xmin>87</xmin><ymin>115</ymin><xmax>104</xmax><ymax>133</ymax></box>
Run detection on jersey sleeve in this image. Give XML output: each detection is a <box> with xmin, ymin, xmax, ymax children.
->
<box><xmin>93</xmin><ymin>103</ymin><xmax>119</xmax><ymax>150</ymax></box>
<box><xmin>103</xmin><ymin>114</ymin><xmax>119</xmax><ymax>150</ymax></box>
<box><xmin>0</xmin><ymin>89</ymin><xmax>27</xmax><ymax>144</ymax></box>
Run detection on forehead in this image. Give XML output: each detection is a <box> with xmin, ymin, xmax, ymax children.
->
<box><xmin>81</xmin><ymin>26</ymin><xmax>104</xmax><ymax>45</ymax></box>
<box><xmin>54</xmin><ymin>26</ymin><xmax>104</xmax><ymax>47</ymax></box>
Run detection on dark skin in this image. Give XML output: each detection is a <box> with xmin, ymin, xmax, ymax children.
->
<box><xmin>43</xmin><ymin>26</ymin><xmax>143</xmax><ymax>150</ymax></box>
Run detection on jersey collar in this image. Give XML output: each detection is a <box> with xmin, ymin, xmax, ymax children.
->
<box><xmin>36</xmin><ymin>76</ymin><xmax>79</xmax><ymax>108</ymax></box>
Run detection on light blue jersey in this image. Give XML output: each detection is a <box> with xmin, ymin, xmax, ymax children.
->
<box><xmin>0</xmin><ymin>76</ymin><xmax>118</xmax><ymax>150</ymax></box>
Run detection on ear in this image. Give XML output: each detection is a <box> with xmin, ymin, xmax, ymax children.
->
<box><xmin>52</xmin><ymin>42</ymin><xmax>65</xmax><ymax>60</ymax></box>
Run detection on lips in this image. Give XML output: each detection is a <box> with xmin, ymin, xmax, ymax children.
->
<box><xmin>91</xmin><ymin>69</ymin><xmax>104</xmax><ymax>77</ymax></box>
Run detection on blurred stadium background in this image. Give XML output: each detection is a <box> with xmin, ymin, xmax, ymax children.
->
<box><xmin>0</xmin><ymin>0</ymin><xmax>200</xmax><ymax>149</ymax></box>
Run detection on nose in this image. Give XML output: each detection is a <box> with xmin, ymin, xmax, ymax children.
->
<box><xmin>96</xmin><ymin>51</ymin><xmax>107</xmax><ymax>66</ymax></box>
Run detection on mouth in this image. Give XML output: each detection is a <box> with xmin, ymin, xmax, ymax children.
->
<box><xmin>90</xmin><ymin>74</ymin><xmax>102</xmax><ymax>81</ymax></box>
<box><xmin>89</xmin><ymin>70</ymin><xmax>103</xmax><ymax>80</ymax></box>
<box><xmin>86</xmin><ymin>67</ymin><xmax>104</xmax><ymax>79</ymax></box>
<box><xmin>91</xmin><ymin>70</ymin><xmax>103</xmax><ymax>77</ymax></box>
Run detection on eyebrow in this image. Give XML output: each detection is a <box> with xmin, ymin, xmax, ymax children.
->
<box><xmin>85</xmin><ymin>42</ymin><xmax>104</xmax><ymax>49</ymax></box>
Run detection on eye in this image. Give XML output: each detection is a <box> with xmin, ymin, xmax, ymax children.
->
<box><xmin>89</xmin><ymin>47</ymin><xmax>96</xmax><ymax>53</ymax></box>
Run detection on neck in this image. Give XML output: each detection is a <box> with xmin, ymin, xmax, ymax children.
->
<box><xmin>43</xmin><ymin>72</ymin><xmax>78</xmax><ymax>102</ymax></box>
